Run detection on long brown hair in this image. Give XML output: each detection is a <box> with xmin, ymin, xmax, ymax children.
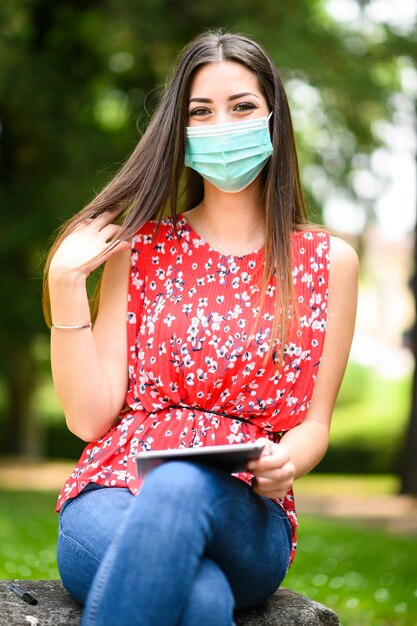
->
<box><xmin>43</xmin><ymin>30</ymin><xmax>309</xmax><ymax>359</ymax></box>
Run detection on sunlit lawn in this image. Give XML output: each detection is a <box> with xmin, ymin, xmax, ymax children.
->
<box><xmin>1</xmin><ymin>486</ymin><xmax>417</xmax><ymax>626</ymax></box>
<box><xmin>285</xmin><ymin>515</ymin><xmax>417</xmax><ymax>626</ymax></box>
<box><xmin>1</xmin><ymin>491</ymin><xmax>59</xmax><ymax>580</ymax></box>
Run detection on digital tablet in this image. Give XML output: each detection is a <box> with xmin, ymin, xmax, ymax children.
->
<box><xmin>135</xmin><ymin>442</ymin><xmax>265</xmax><ymax>478</ymax></box>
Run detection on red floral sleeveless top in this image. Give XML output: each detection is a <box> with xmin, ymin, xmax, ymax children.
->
<box><xmin>57</xmin><ymin>215</ymin><xmax>330</xmax><ymax>566</ymax></box>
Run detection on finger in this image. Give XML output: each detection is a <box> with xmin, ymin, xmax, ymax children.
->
<box><xmin>103</xmin><ymin>239</ymin><xmax>131</xmax><ymax>258</ymax></box>
<box><xmin>247</xmin><ymin>449</ymin><xmax>288</xmax><ymax>472</ymax></box>
<box><xmin>74</xmin><ymin>218</ymin><xmax>92</xmax><ymax>230</ymax></box>
<box><xmin>252</xmin><ymin>463</ymin><xmax>294</xmax><ymax>485</ymax></box>
<box><xmin>255</xmin><ymin>437</ymin><xmax>273</xmax><ymax>454</ymax></box>
<box><xmin>246</xmin><ymin>438</ymin><xmax>273</xmax><ymax>469</ymax></box>
<box><xmin>251</xmin><ymin>461</ymin><xmax>294</xmax><ymax>485</ymax></box>
<box><xmin>74</xmin><ymin>213</ymin><xmax>110</xmax><ymax>232</ymax></box>
<box><xmin>100</xmin><ymin>223</ymin><xmax>124</xmax><ymax>242</ymax></box>
<box><xmin>252</xmin><ymin>482</ymin><xmax>288</xmax><ymax>499</ymax></box>
<box><xmin>252</xmin><ymin>468</ymin><xmax>280</xmax><ymax>481</ymax></box>
<box><xmin>253</xmin><ymin>487</ymin><xmax>290</xmax><ymax>500</ymax></box>
<box><xmin>78</xmin><ymin>240</ymin><xmax>130</xmax><ymax>275</ymax></box>
<box><xmin>85</xmin><ymin>211</ymin><xmax>119</xmax><ymax>230</ymax></box>
<box><xmin>253</xmin><ymin>476</ymin><xmax>292</xmax><ymax>498</ymax></box>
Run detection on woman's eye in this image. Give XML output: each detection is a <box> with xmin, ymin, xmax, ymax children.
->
<box><xmin>189</xmin><ymin>107</ymin><xmax>211</xmax><ymax>117</ymax></box>
<box><xmin>234</xmin><ymin>102</ymin><xmax>257</xmax><ymax>112</ymax></box>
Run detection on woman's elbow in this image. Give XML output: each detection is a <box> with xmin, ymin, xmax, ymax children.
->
<box><xmin>65</xmin><ymin>413</ymin><xmax>113</xmax><ymax>442</ymax></box>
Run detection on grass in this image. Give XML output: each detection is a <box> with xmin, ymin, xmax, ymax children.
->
<box><xmin>285</xmin><ymin>515</ymin><xmax>417</xmax><ymax>626</ymax></box>
<box><xmin>1</xmin><ymin>491</ymin><xmax>59</xmax><ymax>580</ymax></box>
<box><xmin>1</xmin><ymin>484</ymin><xmax>416</xmax><ymax>626</ymax></box>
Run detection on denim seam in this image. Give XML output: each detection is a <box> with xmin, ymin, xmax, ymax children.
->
<box><xmin>58</xmin><ymin>527</ymin><xmax>102</xmax><ymax>566</ymax></box>
<box><xmin>83</xmin><ymin>533</ymin><xmax>121</xmax><ymax>625</ymax></box>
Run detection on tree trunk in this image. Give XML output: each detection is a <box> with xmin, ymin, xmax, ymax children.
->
<box><xmin>400</xmin><ymin>359</ymin><xmax>417</xmax><ymax>494</ymax></box>
<box><xmin>400</xmin><ymin>143</ymin><xmax>417</xmax><ymax>495</ymax></box>
<box><xmin>4</xmin><ymin>341</ymin><xmax>44</xmax><ymax>458</ymax></box>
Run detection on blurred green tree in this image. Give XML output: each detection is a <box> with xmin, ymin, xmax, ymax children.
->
<box><xmin>402</xmin><ymin>199</ymin><xmax>417</xmax><ymax>494</ymax></box>
<box><xmin>0</xmin><ymin>0</ymin><xmax>414</xmax><ymax>482</ymax></box>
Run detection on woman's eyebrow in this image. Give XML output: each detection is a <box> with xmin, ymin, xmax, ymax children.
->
<box><xmin>188</xmin><ymin>92</ymin><xmax>260</xmax><ymax>104</ymax></box>
<box><xmin>189</xmin><ymin>97</ymin><xmax>212</xmax><ymax>103</ymax></box>
<box><xmin>228</xmin><ymin>92</ymin><xmax>259</xmax><ymax>101</ymax></box>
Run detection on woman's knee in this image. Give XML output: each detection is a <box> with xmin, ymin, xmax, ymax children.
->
<box><xmin>140</xmin><ymin>461</ymin><xmax>226</xmax><ymax>504</ymax></box>
<box><xmin>179</xmin><ymin>559</ymin><xmax>235</xmax><ymax>626</ymax></box>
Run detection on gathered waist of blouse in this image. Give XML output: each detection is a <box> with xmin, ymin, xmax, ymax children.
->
<box><xmin>120</xmin><ymin>401</ymin><xmax>292</xmax><ymax>436</ymax></box>
<box><xmin>121</xmin><ymin>399</ymin><xmax>291</xmax><ymax>435</ymax></box>
<box><xmin>165</xmin><ymin>403</ymin><xmax>262</xmax><ymax>429</ymax></box>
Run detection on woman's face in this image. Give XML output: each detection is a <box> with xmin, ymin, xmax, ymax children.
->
<box><xmin>187</xmin><ymin>61</ymin><xmax>269</xmax><ymax>127</ymax></box>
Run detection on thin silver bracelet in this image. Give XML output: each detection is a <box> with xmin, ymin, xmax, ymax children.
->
<box><xmin>51</xmin><ymin>322</ymin><xmax>93</xmax><ymax>330</ymax></box>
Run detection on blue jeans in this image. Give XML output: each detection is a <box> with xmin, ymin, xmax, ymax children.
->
<box><xmin>57</xmin><ymin>462</ymin><xmax>292</xmax><ymax>626</ymax></box>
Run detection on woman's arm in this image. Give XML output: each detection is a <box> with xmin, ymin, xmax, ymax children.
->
<box><xmin>247</xmin><ymin>235</ymin><xmax>359</xmax><ymax>498</ymax></box>
<box><xmin>49</xmin><ymin>215</ymin><xmax>131</xmax><ymax>441</ymax></box>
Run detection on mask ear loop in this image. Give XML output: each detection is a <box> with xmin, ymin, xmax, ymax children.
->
<box><xmin>266</xmin><ymin>111</ymin><xmax>273</xmax><ymax>135</ymax></box>
<box><xmin>266</xmin><ymin>111</ymin><xmax>273</xmax><ymax>140</ymax></box>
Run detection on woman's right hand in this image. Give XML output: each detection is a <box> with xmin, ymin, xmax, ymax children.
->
<box><xmin>48</xmin><ymin>212</ymin><xmax>132</xmax><ymax>440</ymax></box>
<box><xmin>49</xmin><ymin>212</ymin><xmax>131</xmax><ymax>280</ymax></box>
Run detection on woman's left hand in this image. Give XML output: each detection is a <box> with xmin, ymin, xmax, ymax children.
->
<box><xmin>246</xmin><ymin>438</ymin><xmax>295</xmax><ymax>499</ymax></box>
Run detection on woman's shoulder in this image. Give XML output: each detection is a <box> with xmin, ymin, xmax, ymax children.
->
<box><xmin>329</xmin><ymin>234</ymin><xmax>359</xmax><ymax>266</ymax></box>
<box><xmin>292</xmin><ymin>228</ymin><xmax>358</xmax><ymax>265</ymax></box>
<box><xmin>322</xmin><ymin>236</ymin><xmax>359</xmax><ymax>289</ymax></box>
<box><xmin>291</xmin><ymin>226</ymin><xmax>329</xmax><ymax>243</ymax></box>
<box><xmin>291</xmin><ymin>227</ymin><xmax>331</xmax><ymax>262</ymax></box>
<box><xmin>327</xmin><ymin>235</ymin><xmax>359</xmax><ymax>301</ymax></box>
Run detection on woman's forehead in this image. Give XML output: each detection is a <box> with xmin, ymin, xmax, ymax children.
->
<box><xmin>189</xmin><ymin>62</ymin><xmax>261</xmax><ymax>99</ymax></box>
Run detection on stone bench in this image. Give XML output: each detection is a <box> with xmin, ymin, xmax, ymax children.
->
<box><xmin>0</xmin><ymin>580</ymin><xmax>340</xmax><ymax>625</ymax></box>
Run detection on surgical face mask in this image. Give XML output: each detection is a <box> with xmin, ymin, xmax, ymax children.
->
<box><xmin>184</xmin><ymin>112</ymin><xmax>273</xmax><ymax>193</ymax></box>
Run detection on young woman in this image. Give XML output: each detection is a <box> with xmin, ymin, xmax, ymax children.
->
<box><xmin>44</xmin><ymin>30</ymin><xmax>358</xmax><ymax>626</ymax></box>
